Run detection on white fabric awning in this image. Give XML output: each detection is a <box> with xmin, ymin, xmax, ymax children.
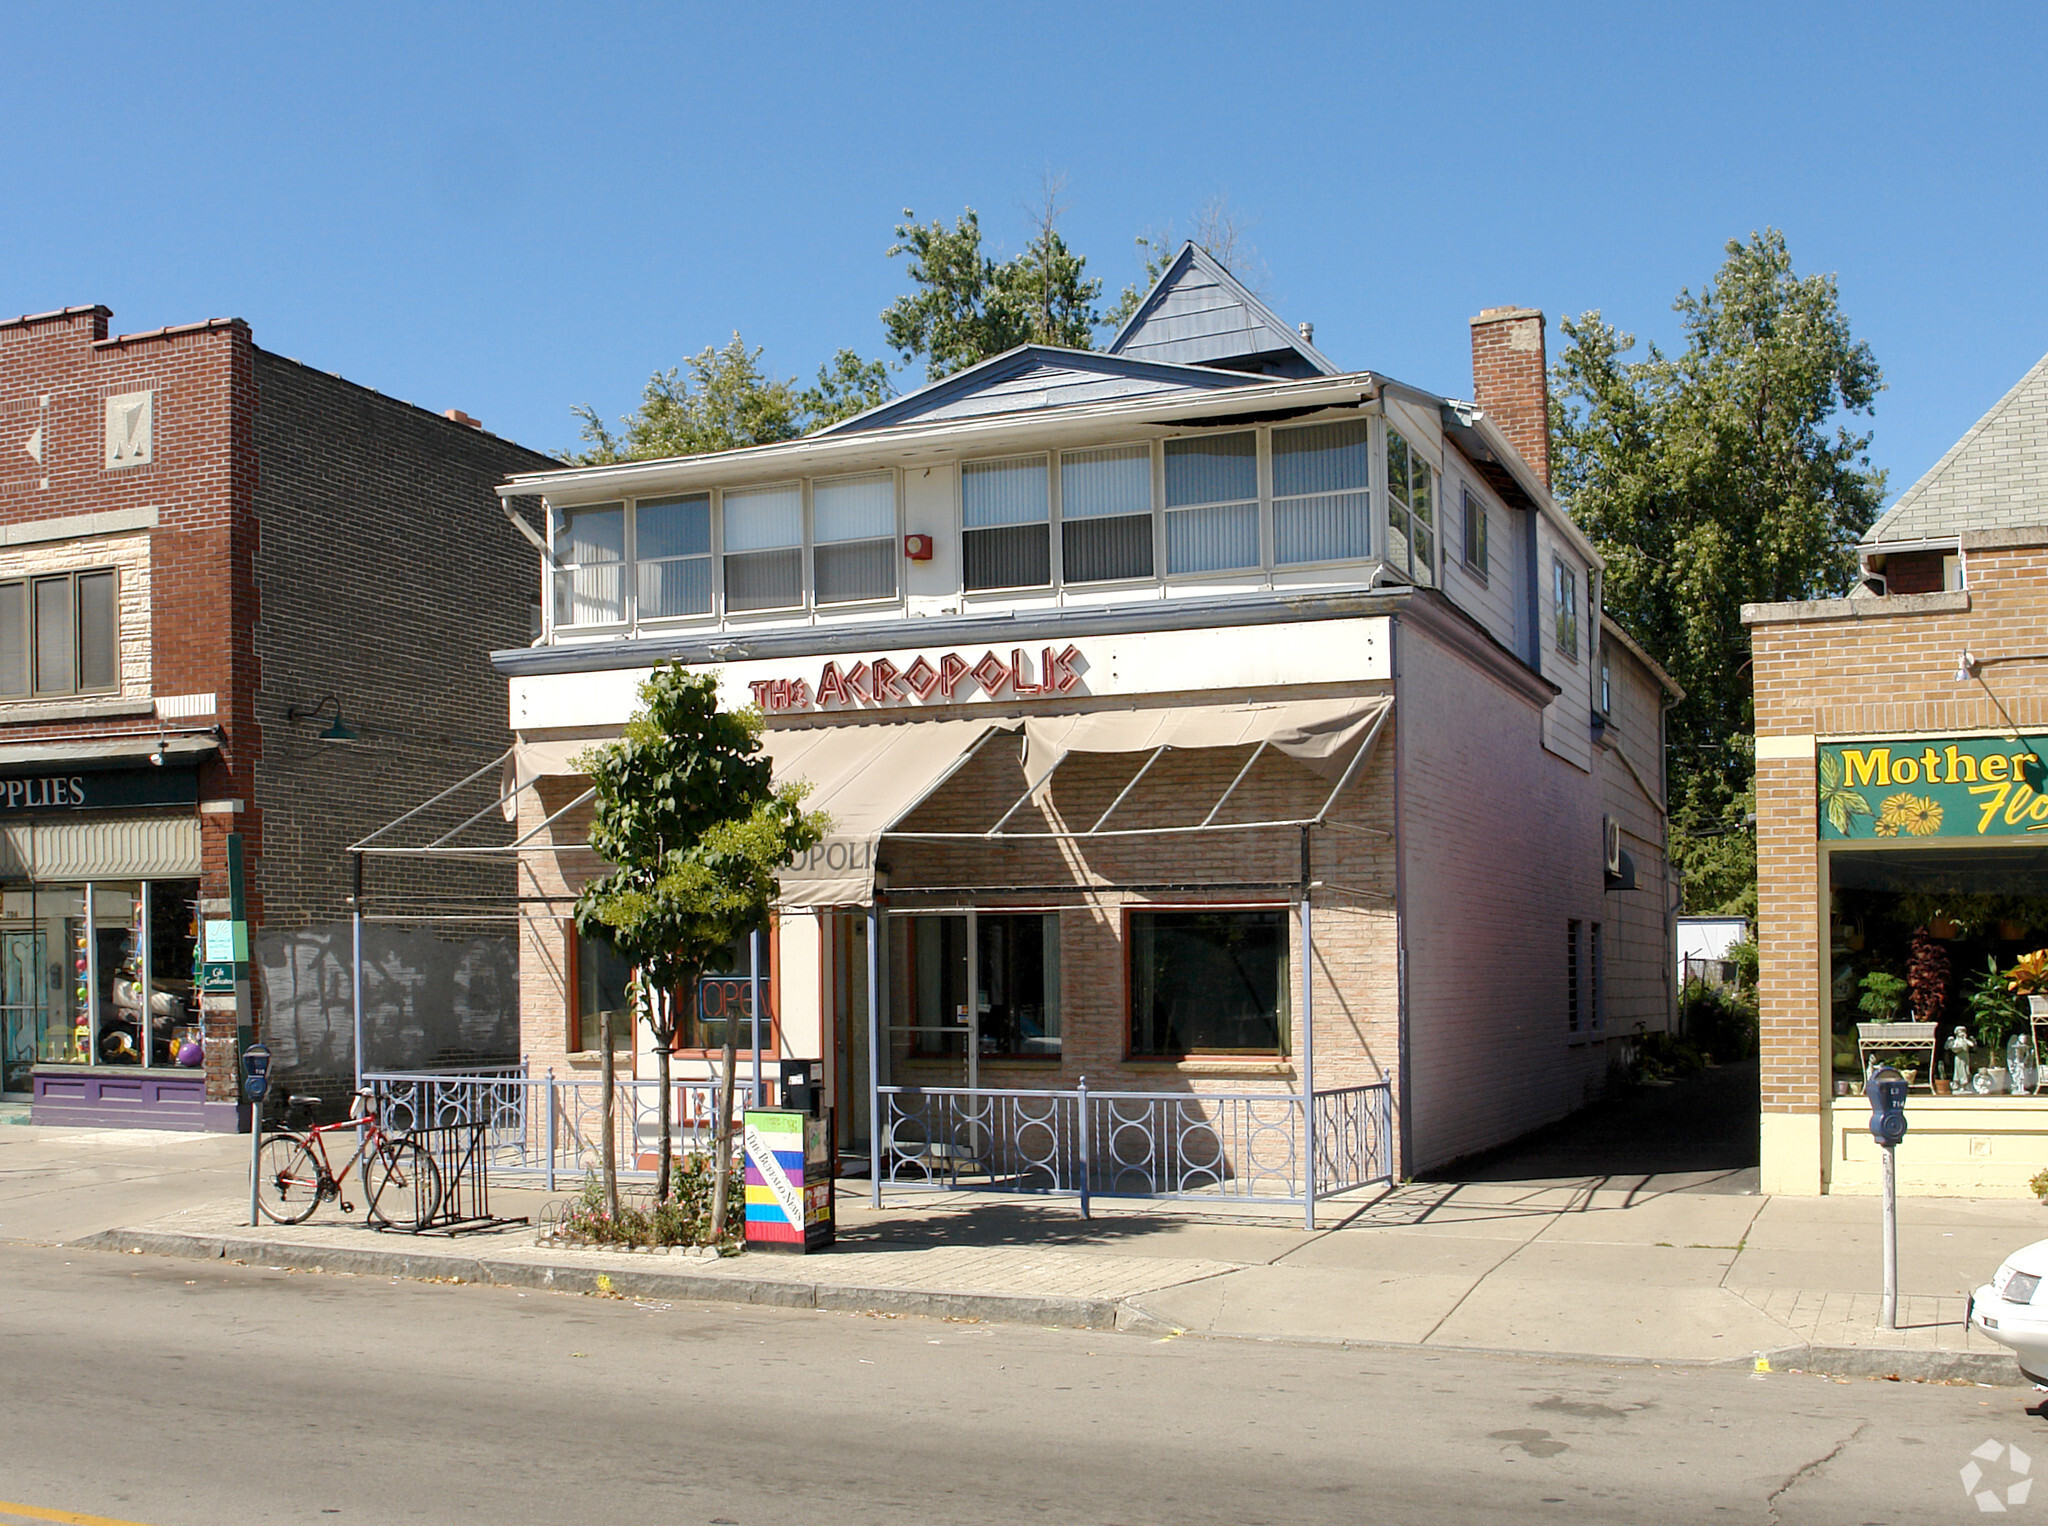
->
<box><xmin>510</xmin><ymin>720</ymin><xmax>1016</xmax><ymax>909</ymax></box>
<box><xmin>759</xmin><ymin>719</ymin><xmax>1014</xmax><ymax>907</ymax></box>
<box><xmin>1020</xmin><ymin>696</ymin><xmax>1391</xmax><ymax>783</ymax></box>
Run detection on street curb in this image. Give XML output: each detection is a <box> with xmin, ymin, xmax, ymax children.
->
<box><xmin>73</xmin><ymin>1228</ymin><xmax>1125</xmax><ymax>1331</ymax></box>
<box><xmin>74</xmin><ymin>1228</ymin><xmax>2025</xmax><ymax>1380</ymax></box>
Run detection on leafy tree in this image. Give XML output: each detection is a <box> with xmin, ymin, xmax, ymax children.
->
<box><xmin>572</xmin><ymin>665</ymin><xmax>825</xmax><ymax>1215</ymax></box>
<box><xmin>882</xmin><ymin>197</ymin><xmax>1103</xmax><ymax>381</ymax></box>
<box><xmin>1551</xmin><ymin>229</ymin><xmax>1886</xmax><ymax>913</ymax></box>
<box><xmin>568</xmin><ymin>335</ymin><xmax>893</xmax><ymax>463</ymax></box>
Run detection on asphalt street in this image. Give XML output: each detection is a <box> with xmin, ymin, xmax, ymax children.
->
<box><xmin>0</xmin><ymin>1241</ymin><xmax>2037</xmax><ymax>1525</ymax></box>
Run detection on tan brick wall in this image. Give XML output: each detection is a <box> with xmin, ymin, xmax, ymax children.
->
<box><xmin>1750</xmin><ymin>541</ymin><xmax>2048</xmax><ymax>1122</ymax></box>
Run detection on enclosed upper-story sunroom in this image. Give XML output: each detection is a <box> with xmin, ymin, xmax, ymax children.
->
<box><xmin>496</xmin><ymin>246</ymin><xmax>1600</xmax><ymax>686</ymax></box>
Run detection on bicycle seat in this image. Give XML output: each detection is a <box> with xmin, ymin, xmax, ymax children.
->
<box><xmin>289</xmin><ymin>1094</ymin><xmax>322</xmax><ymax>1108</ymax></box>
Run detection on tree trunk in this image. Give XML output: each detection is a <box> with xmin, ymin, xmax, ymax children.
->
<box><xmin>654</xmin><ymin>986</ymin><xmax>674</xmax><ymax>1204</ymax></box>
<box><xmin>708</xmin><ymin>1011</ymin><xmax>741</xmax><ymax>1242</ymax></box>
<box><xmin>599</xmin><ymin>1007</ymin><xmax>619</xmax><ymax>1220</ymax></box>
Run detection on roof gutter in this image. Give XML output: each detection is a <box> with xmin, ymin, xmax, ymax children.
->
<box><xmin>496</xmin><ymin>373</ymin><xmax>1383</xmax><ymax>503</ymax></box>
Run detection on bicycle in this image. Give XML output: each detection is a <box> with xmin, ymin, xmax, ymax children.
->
<box><xmin>254</xmin><ymin>1087</ymin><xmax>443</xmax><ymax>1231</ymax></box>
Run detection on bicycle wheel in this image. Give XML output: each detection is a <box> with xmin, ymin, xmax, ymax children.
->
<box><xmin>254</xmin><ymin>1134</ymin><xmax>324</xmax><ymax>1225</ymax></box>
<box><xmin>364</xmin><ymin>1138</ymin><xmax>442</xmax><ymax>1231</ymax></box>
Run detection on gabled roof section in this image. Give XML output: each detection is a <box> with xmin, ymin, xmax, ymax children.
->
<box><xmin>1107</xmin><ymin>243</ymin><xmax>1340</xmax><ymax>379</ymax></box>
<box><xmin>1865</xmin><ymin>350</ymin><xmax>2048</xmax><ymax>544</ymax></box>
<box><xmin>817</xmin><ymin>344</ymin><xmax>1265</xmax><ymax>436</ymax></box>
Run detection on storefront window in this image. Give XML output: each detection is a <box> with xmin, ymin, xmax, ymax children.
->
<box><xmin>0</xmin><ymin>878</ymin><xmax>200</xmax><ymax>1089</ymax></box>
<box><xmin>1129</xmin><ymin>908</ymin><xmax>1289</xmax><ymax>1057</ymax></box>
<box><xmin>679</xmin><ymin>928</ymin><xmax>772</xmax><ymax>1053</ymax></box>
<box><xmin>887</xmin><ymin>912</ymin><xmax>1062</xmax><ymax>1061</ymax></box>
<box><xmin>571</xmin><ymin>927</ymin><xmax>633</xmax><ymax>1053</ymax></box>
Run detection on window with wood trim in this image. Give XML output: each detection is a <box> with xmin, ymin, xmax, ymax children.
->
<box><xmin>1128</xmin><ymin>907</ymin><xmax>1288</xmax><ymax>1057</ymax></box>
<box><xmin>566</xmin><ymin>922</ymin><xmax>633</xmax><ymax>1053</ymax></box>
<box><xmin>0</xmin><ymin>569</ymin><xmax>118</xmax><ymax>699</ymax></box>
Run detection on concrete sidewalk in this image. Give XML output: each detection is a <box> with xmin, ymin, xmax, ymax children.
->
<box><xmin>8</xmin><ymin>1113</ymin><xmax>2045</xmax><ymax>1382</ymax></box>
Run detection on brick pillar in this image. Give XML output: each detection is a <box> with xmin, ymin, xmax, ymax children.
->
<box><xmin>1469</xmin><ymin>306</ymin><xmax>1550</xmax><ymax>491</ymax></box>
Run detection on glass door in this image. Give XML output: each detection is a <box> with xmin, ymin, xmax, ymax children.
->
<box><xmin>0</xmin><ymin>926</ymin><xmax>46</xmax><ymax>1096</ymax></box>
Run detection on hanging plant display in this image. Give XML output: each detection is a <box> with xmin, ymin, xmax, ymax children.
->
<box><xmin>1909</xmin><ymin>926</ymin><xmax>1950</xmax><ymax>1025</ymax></box>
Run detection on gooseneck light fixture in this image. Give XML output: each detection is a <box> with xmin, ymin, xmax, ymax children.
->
<box><xmin>287</xmin><ymin>693</ymin><xmax>361</xmax><ymax>742</ymax></box>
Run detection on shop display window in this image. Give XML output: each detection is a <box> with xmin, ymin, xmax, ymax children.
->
<box><xmin>0</xmin><ymin>879</ymin><xmax>200</xmax><ymax>1090</ymax></box>
<box><xmin>570</xmin><ymin>926</ymin><xmax>633</xmax><ymax>1053</ymax></box>
<box><xmin>887</xmin><ymin>912</ymin><xmax>1062</xmax><ymax>1062</ymax></box>
<box><xmin>676</xmin><ymin>928</ymin><xmax>774</xmax><ymax>1053</ymax></box>
<box><xmin>1128</xmin><ymin>908</ymin><xmax>1289</xmax><ymax>1057</ymax></box>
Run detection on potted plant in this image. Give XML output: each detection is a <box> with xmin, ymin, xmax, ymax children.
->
<box><xmin>1858</xmin><ymin>970</ymin><xmax>1908</xmax><ymax>1023</ymax></box>
<box><xmin>1967</xmin><ymin>955</ymin><xmax>2027</xmax><ymax>1093</ymax></box>
<box><xmin>2008</xmin><ymin>949</ymin><xmax>2048</xmax><ymax>1017</ymax></box>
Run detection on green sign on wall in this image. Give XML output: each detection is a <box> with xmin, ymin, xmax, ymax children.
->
<box><xmin>1818</xmin><ymin>736</ymin><xmax>2048</xmax><ymax>840</ymax></box>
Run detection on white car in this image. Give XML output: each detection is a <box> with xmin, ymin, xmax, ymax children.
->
<box><xmin>1973</xmin><ymin>1239</ymin><xmax>2048</xmax><ymax>1382</ymax></box>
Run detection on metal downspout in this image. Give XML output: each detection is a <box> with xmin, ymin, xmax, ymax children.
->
<box><xmin>1391</xmin><ymin>617</ymin><xmax>1413</xmax><ymax>1179</ymax></box>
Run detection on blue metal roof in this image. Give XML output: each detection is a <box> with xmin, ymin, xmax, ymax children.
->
<box><xmin>1108</xmin><ymin>243</ymin><xmax>1340</xmax><ymax>378</ymax></box>
<box><xmin>818</xmin><ymin>344</ymin><xmax>1265</xmax><ymax>435</ymax></box>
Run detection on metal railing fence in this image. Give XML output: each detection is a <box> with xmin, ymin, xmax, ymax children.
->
<box><xmin>366</xmin><ymin>1070</ymin><xmax>741</xmax><ymax>1191</ymax></box>
<box><xmin>879</xmin><ymin>1076</ymin><xmax>1395</xmax><ymax>1212</ymax></box>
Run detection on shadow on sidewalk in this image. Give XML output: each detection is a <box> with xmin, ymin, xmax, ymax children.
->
<box><xmin>1424</xmin><ymin>1059</ymin><xmax>1761</xmax><ymax>1195</ymax></box>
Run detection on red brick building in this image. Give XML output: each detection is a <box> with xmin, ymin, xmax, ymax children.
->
<box><xmin>0</xmin><ymin>304</ymin><xmax>553</xmax><ymax>1128</ymax></box>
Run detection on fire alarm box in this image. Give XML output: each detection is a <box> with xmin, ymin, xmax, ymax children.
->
<box><xmin>904</xmin><ymin>533</ymin><xmax>934</xmax><ymax>561</ymax></box>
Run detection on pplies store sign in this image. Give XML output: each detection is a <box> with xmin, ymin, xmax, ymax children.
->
<box><xmin>1819</xmin><ymin>736</ymin><xmax>2048</xmax><ymax>840</ymax></box>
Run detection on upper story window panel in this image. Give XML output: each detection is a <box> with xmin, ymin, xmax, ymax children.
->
<box><xmin>0</xmin><ymin>569</ymin><xmax>120</xmax><ymax>699</ymax></box>
<box><xmin>1060</xmin><ymin>444</ymin><xmax>1153</xmax><ymax>584</ymax></box>
<box><xmin>1164</xmin><ymin>432</ymin><xmax>1258</xmax><ymax>575</ymax></box>
<box><xmin>724</xmin><ymin>483</ymin><xmax>803</xmax><ymax>613</ymax></box>
<box><xmin>1461</xmin><ymin>485</ymin><xmax>1489</xmax><ymax>578</ymax></box>
<box><xmin>813</xmin><ymin>472</ymin><xmax>897</xmax><ymax>606</ymax></box>
<box><xmin>554</xmin><ymin>504</ymin><xmax>626</xmax><ymax>628</ymax></box>
<box><xmin>963</xmin><ymin>456</ymin><xmax>1050</xmax><ymax>591</ymax></box>
<box><xmin>1272</xmin><ymin>420</ymin><xmax>1370</xmax><ymax>565</ymax></box>
<box><xmin>1553</xmin><ymin>554</ymin><xmax>1580</xmax><ymax>659</ymax></box>
<box><xmin>1385</xmin><ymin>429</ymin><xmax>1436</xmax><ymax>587</ymax></box>
<box><xmin>635</xmin><ymin>494</ymin><xmax>712</xmax><ymax>620</ymax></box>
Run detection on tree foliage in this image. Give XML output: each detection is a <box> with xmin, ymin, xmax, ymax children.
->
<box><xmin>1551</xmin><ymin>229</ymin><xmax>1886</xmax><ymax>913</ymax></box>
<box><xmin>572</xmin><ymin>665</ymin><xmax>825</xmax><ymax>1202</ymax></box>
<box><xmin>568</xmin><ymin>334</ymin><xmax>893</xmax><ymax>463</ymax></box>
<box><xmin>882</xmin><ymin>195</ymin><xmax>1103</xmax><ymax>381</ymax></box>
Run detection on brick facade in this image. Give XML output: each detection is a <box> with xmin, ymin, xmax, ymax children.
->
<box><xmin>0</xmin><ymin>303</ymin><xmax>556</xmax><ymax>1121</ymax></box>
<box><xmin>1747</xmin><ymin>532</ymin><xmax>2048</xmax><ymax>1192</ymax></box>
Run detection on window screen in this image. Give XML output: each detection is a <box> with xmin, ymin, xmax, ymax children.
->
<box><xmin>1164</xmin><ymin>433</ymin><xmax>1258</xmax><ymax>575</ymax></box>
<box><xmin>724</xmin><ymin>483</ymin><xmax>804</xmax><ymax>611</ymax></box>
<box><xmin>1553</xmin><ymin>555</ymin><xmax>1580</xmax><ymax>658</ymax></box>
<box><xmin>813</xmin><ymin>472</ymin><xmax>897</xmax><ymax>604</ymax></box>
<box><xmin>635</xmin><ymin>494</ymin><xmax>712</xmax><ymax>620</ymax></box>
<box><xmin>1060</xmin><ymin>445</ymin><xmax>1153</xmax><ymax>583</ymax></box>
<box><xmin>0</xmin><ymin>582</ymin><xmax>27</xmax><ymax>699</ymax></box>
<box><xmin>963</xmin><ymin>456</ymin><xmax>1050</xmax><ymax>590</ymax></box>
<box><xmin>33</xmin><ymin>577</ymin><xmax>74</xmax><ymax>694</ymax></box>
<box><xmin>1273</xmin><ymin>421</ymin><xmax>1370</xmax><ymax>564</ymax></box>
<box><xmin>552</xmin><ymin>504</ymin><xmax>626</xmax><ymax>626</ymax></box>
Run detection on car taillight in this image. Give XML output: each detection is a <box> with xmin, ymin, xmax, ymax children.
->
<box><xmin>2005</xmin><ymin>1270</ymin><xmax>2041</xmax><ymax>1305</ymax></box>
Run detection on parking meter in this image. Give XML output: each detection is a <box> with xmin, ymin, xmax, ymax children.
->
<box><xmin>241</xmin><ymin>1042</ymin><xmax>270</xmax><ymax>1227</ymax></box>
<box><xmin>1865</xmin><ymin>1066</ymin><xmax>1908</xmax><ymax>1145</ymax></box>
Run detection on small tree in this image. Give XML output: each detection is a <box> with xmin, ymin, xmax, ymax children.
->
<box><xmin>573</xmin><ymin>664</ymin><xmax>824</xmax><ymax>1213</ymax></box>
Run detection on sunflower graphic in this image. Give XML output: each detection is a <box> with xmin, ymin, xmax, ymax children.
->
<box><xmin>1879</xmin><ymin>792</ymin><xmax>1943</xmax><ymax>836</ymax></box>
<box><xmin>1873</xmin><ymin>818</ymin><xmax>1901</xmax><ymax>837</ymax></box>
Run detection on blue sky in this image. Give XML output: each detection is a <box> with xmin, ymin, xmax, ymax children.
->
<box><xmin>4</xmin><ymin>2</ymin><xmax>2043</xmax><ymax>500</ymax></box>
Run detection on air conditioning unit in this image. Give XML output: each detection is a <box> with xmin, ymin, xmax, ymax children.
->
<box><xmin>1603</xmin><ymin>815</ymin><xmax>1624</xmax><ymax>878</ymax></box>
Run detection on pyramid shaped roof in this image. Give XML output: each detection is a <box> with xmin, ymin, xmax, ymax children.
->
<box><xmin>1107</xmin><ymin>243</ymin><xmax>1339</xmax><ymax>378</ymax></box>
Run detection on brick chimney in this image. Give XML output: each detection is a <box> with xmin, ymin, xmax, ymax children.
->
<box><xmin>1469</xmin><ymin>306</ymin><xmax>1549</xmax><ymax>491</ymax></box>
<box><xmin>443</xmin><ymin>408</ymin><xmax>482</xmax><ymax>429</ymax></box>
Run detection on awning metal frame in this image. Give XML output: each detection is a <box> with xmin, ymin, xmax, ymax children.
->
<box><xmin>890</xmin><ymin>700</ymin><xmax>1395</xmax><ymax>845</ymax></box>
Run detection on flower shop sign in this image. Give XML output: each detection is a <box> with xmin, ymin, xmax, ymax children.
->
<box><xmin>1819</xmin><ymin>737</ymin><xmax>2048</xmax><ymax>839</ymax></box>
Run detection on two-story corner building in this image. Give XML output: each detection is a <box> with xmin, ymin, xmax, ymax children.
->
<box><xmin>486</xmin><ymin>248</ymin><xmax>1679</xmax><ymax>1189</ymax></box>
<box><xmin>1748</xmin><ymin>349</ymin><xmax>2048</xmax><ymax>1196</ymax></box>
<box><xmin>0</xmin><ymin>303</ymin><xmax>555</xmax><ymax>1130</ymax></box>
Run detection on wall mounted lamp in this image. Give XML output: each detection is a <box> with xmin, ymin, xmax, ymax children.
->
<box><xmin>287</xmin><ymin>693</ymin><xmax>361</xmax><ymax>741</ymax></box>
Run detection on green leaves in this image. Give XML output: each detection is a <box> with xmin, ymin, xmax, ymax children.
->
<box><xmin>882</xmin><ymin>205</ymin><xmax>1104</xmax><ymax>381</ymax></box>
<box><xmin>1552</xmin><ymin>229</ymin><xmax>1886</xmax><ymax>909</ymax></box>
<box><xmin>1817</xmin><ymin>751</ymin><xmax>1873</xmax><ymax>836</ymax></box>
<box><xmin>572</xmin><ymin>664</ymin><xmax>828</xmax><ymax>1038</ymax></box>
